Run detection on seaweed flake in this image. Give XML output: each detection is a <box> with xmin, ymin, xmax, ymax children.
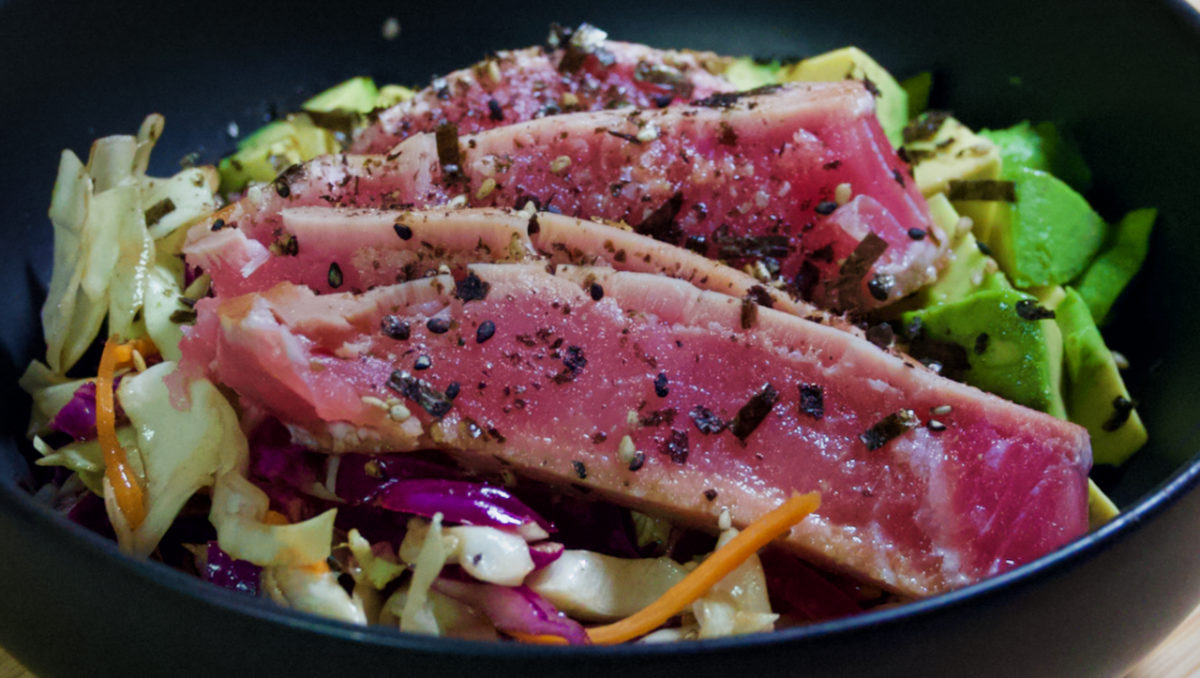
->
<box><xmin>455</xmin><ymin>272</ymin><xmax>490</xmax><ymax>302</ymax></box>
<box><xmin>947</xmin><ymin>180</ymin><xmax>1017</xmax><ymax>202</ymax></box>
<box><xmin>386</xmin><ymin>371</ymin><xmax>454</xmax><ymax>418</ymax></box>
<box><xmin>689</xmin><ymin>405</ymin><xmax>727</xmax><ymax>434</ymax></box>
<box><xmin>860</xmin><ymin>409</ymin><xmax>919</xmax><ymax>450</ymax></box>
<box><xmin>798</xmin><ymin>384</ymin><xmax>824</xmax><ymax>420</ymax></box>
<box><xmin>730</xmin><ymin>383</ymin><xmax>779</xmax><ymax>441</ymax></box>
<box><xmin>633</xmin><ymin>191</ymin><xmax>685</xmax><ymax>245</ymax></box>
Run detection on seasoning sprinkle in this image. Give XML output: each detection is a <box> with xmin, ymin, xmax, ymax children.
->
<box><xmin>414</xmin><ymin>355</ymin><xmax>432</xmax><ymax>371</ymax></box>
<box><xmin>689</xmin><ymin>405</ymin><xmax>727</xmax><ymax>434</ymax></box>
<box><xmin>703</xmin><ymin>489</ymin><xmax>718</xmax><ymax>502</ymax></box>
<box><xmin>860</xmin><ymin>409</ymin><xmax>920</xmax><ymax>450</ymax></box>
<box><xmin>487</xmin><ymin>98</ymin><xmax>504</xmax><ymax>122</ymax></box>
<box><xmin>1102</xmin><ymin>396</ymin><xmax>1137</xmax><ymax>432</ymax></box>
<box><xmin>798</xmin><ymin>384</ymin><xmax>824</xmax><ymax>420</ymax></box>
<box><xmin>659</xmin><ymin>429</ymin><xmax>689</xmax><ymax>464</ymax></box>
<box><xmin>974</xmin><ymin>332</ymin><xmax>990</xmax><ymax>355</ymax></box>
<box><xmin>455</xmin><ymin>272</ymin><xmax>491</xmax><ymax>302</ymax></box>
<box><xmin>327</xmin><ymin>262</ymin><xmax>344</xmax><ymax>289</ymax></box>
<box><xmin>380</xmin><ymin>315</ymin><xmax>411</xmax><ymax>341</ymax></box>
<box><xmin>476</xmin><ymin>320</ymin><xmax>496</xmax><ymax>344</ymax></box>
<box><xmin>730</xmin><ymin>383</ymin><xmax>779</xmax><ymax>441</ymax></box>
<box><xmin>427</xmin><ymin>317</ymin><xmax>452</xmax><ymax>334</ymax></box>
<box><xmin>628</xmin><ymin>450</ymin><xmax>646</xmax><ymax>471</ymax></box>
<box><xmin>1015</xmin><ymin>299</ymin><xmax>1056</xmax><ymax>321</ymax></box>
<box><xmin>385</xmin><ymin>370</ymin><xmax>454</xmax><ymax>418</ymax></box>
<box><xmin>654</xmin><ymin>372</ymin><xmax>669</xmax><ymax>398</ymax></box>
<box><xmin>571</xmin><ymin>460</ymin><xmax>588</xmax><ymax>480</ymax></box>
<box><xmin>549</xmin><ymin>155</ymin><xmax>572</xmax><ymax>173</ymax></box>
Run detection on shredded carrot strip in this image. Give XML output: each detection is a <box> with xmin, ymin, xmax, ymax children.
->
<box><xmin>262</xmin><ymin>510</ymin><xmax>291</xmax><ymax>526</ymax></box>
<box><xmin>97</xmin><ymin>337</ymin><xmax>147</xmax><ymax>529</ymax></box>
<box><xmin>514</xmin><ymin>491</ymin><xmax>821</xmax><ymax>646</ymax></box>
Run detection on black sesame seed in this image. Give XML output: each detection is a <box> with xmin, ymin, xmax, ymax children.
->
<box><xmin>476</xmin><ymin>320</ymin><xmax>496</xmax><ymax>344</ymax></box>
<box><xmin>571</xmin><ymin>460</ymin><xmax>588</xmax><ymax>480</ymax></box>
<box><xmin>1015</xmin><ymin>299</ymin><xmax>1056</xmax><ymax>321</ymax></box>
<box><xmin>327</xmin><ymin>262</ymin><xmax>343</xmax><ymax>288</ymax></box>
<box><xmin>974</xmin><ymin>332</ymin><xmax>990</xmax><ymax>355</ymax></box>
<box><xmin>628</xmin><ymin>451</ymin><xmax>645</xmax><ymax>471</ymax></box>
<box><xmin>976</xmin><ymin>240</ymin><xmax>993</xmax><ymax>256</ymax></box>
<box><xmin>393</xmin><ymin>223</ymin><xmax>413</xmax><ymax>240</ymax></box>
<box><xmin>414</xmin><ymin>355</ymin><xmax>432</xmax><ymax>370</ymax></box>
<box><xmin>928</xmin><ymin>419</ymin><xmax>947</xmax><ymax>432</ymax></box>
<box><xmin>654</xmin><ymin>372</ymin><xmax>669</xmax><ymax>398</ymax></box>
<box><xmin>427</xmin><ymin>317</ymin><xmax>451</xmax><ymax>334</ymax></box>
<box><xmin>210</xmin><ymin>218</ymin><xmax>226</xmax><ymax>232</ymax></box>
<box><xmin>815</xmin><ymin>201</ymin><xmax>838</xmax><ymax>215</ymax></box>
<box><xmin>589</xmin><ymin>283</ymin><xmax>604</xmax><ymax>301</ymax></box>
<box><xmin>445</xmin><ymin>382</ymin><xmax>461</xmax><ymax>400</ymax></box>
<box><xmin>907</xmin><ymin>227</ymin><xmax>927</xmax><ymax>240</ymax></box>
<box><xmin>380</xmin><ymin>315</ymin><xmax>411</xmax><ymax>340</ymax></box>
<box><xmin>703</xmin><ymin>489</ymin><xmax>718</xmax><ymax>501</ymax></box>
<box><xmin>487</xmin><ymin>98</ymin><xmax>504</xmax><ymax>122</ymax></box>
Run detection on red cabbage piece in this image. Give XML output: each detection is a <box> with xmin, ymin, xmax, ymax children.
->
<box><xmin>204</xmin><ymin>541</ymin><xmax>261</xmax><ymax>596</ymax></box>
<box><xmin>66</xmin><ymin>491</ymin><xmax>115</xmax><ymax>539</ymax></box>
<box><xmin>529</xmin><ymin>541</ymin><xmax>564</xmax><ymax>569</ymax></box>
<box><xmin>376</xmin><ymin>479</ymin><xmax>553</xmax><ymax>536</ymax></box>
<box><xmin>334</xmin><ymin>453</ymin><xmax>461</xmax><ymax>504</ymax></box>
<box><xmin>432</xmin><ymin>578</ymin><xmax>588</xmax><ymax>645</ymax></box>
<box><xmin>760</xmin><ymin>550</ymin><xmax>861</xmax><ymax>621</ymax></box>
<box><xmin>50</xmin><ymin>378</ymin><xmax>124</xmax><ymax>441</ymax></box>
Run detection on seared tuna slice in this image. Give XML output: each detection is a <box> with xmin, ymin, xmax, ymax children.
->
<box><xmin>351</xmin><ymin>26</ymin><xmax>732</xmax><ymax>154</ymax></box>
<box><xmin>185</xmin><ymin>207</ymin><xmax>819</xmax><ymax>323</ymax></box>
<box><xmin>179</xmin><ymin>264</ymin><xmax>1091</xmax><ymax>597</ymax></box>
<box><xmin>196</xmin><ymin>82</ymin><xmax>942</xmax><ymax>311</ymax></box>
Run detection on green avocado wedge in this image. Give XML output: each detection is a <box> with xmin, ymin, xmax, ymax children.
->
<box><xmin>902</xmin><ymin>288</ymin><xmax>1065</xmax><ymax>417</ymax></box>
<box><xmin>301</xmin><ymin>76</ymin><xmax>380</xmax><ymax>114</ymax></box>
<box><xmin>980</xmin><ymin>120</ymin><xmax>1092</xmax><ymax>192</ymax></box>
<box><xmin>1056</xmin><ymin>287</ymin><xmax>1147</xmax><ymax>467</ymax></box>
<box><xmin>974</xmin><ymin>167</ymin><xmax>1107</xmax><ymax>289</ymax></box>
<box><xmin>1071</xmin><ymin>208</ymin><xmax>1157</xmax><ymax>326</ymax></box>
<box><xmin>723</xmin><ymin>57</ymin><xmax>781</xmax><ymax>91</ymax></box>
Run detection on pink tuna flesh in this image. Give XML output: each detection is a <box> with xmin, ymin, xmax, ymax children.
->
<box><xmin>194</xmin><ymin>82</ymin><xmax>943</xmax><ymax>312</ymax></box>
<box><xmin>179</xmin><ymin>263</ymin><xmax>1090</xmax><ymax>597</ymax></box>
<box><xmin>184</xmin><ymin>206</ymin><xmax>831</xmax><ymax>327</ymax></box>
<box><xmin>351</xmin><ymin>27</ymin><xmax>732</xmax><ymax>154</ymax></box>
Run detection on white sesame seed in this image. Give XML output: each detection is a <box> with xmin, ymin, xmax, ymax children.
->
<box><xmin>389</xmin><ymin>404</ymin><xmax>411</xmax><ymax>421</ymax></box>
<box><xmin>361</xmin><ymin>395</ymin><xmax>389</xmax><ymax>411</ymax></box>
<box><xmin>626</xmin><ymin>410</ymin><xmax>639</xmax><ymax>427</ymax></box>
<box><xmin>475</xmin><ymin>177</ymin><xmax>497</xmax><ymax>200</ymax></box>
<box><xmin>635</xmin><ymin>124</ymin><xmax>660</xmax><ymax>143</ymax></box>
<box><xmin>550</xmin><ymin>156</ymin><xmax>571</xmax><ymax>173</ymax></box>
<box><xmin>447</xmin><ymin>194</ymin><xmax>468</xmax><ymax>208</ymax></box>
<box><xmin>718</xmin><ymin>507</ymin><xmax>732</xmax><ymax>531</ymax></box>
<box><xmin>131</xmin><ymin>349</ymin><xmax>148</xmax><ymax>373</ymax></box>
<box><xmin>560</xmin><ymin>92</ymin><xmax>579</xmax><ymax>107</ymax></box>
<box><xmin>931</xmin><ymin>405</ymin><xmax>952</xmax><ymax>416</ymax></box>
<box><xmin>618</xmin><ymin>435</ymin><xmax>636</xmax><ymax>464</ymax></box>
<box><xmin>1111</xmin><ymin>350</ymin><xmax>1130</xmax><ymax>370</ymax></box>
<box><xmin>835</xmin><ymin>182</ymin><xmax>853</xmax><ymax>205</ymax></box>
<box><xmin>487</xmin><ymin>59</ymin><xmax>501</xmax><ymax>83</ymax></box>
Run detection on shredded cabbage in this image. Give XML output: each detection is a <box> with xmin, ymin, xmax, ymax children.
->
<box><xmin>39</xmin><ymin>115</ymin><xmax>219</xmax><ymax>374</ymax></box>
<box><xmin>525</xmin><ymin>550</ymin><xmax>687</xmax><ymax>622</ymax></box>
<box><xmin>399</xmin><ymin>519</ymin><xmax>534</xmax><ymax>586</ymax></box>
<box><xmin>399</xmin><ymin>514</ymin><xmax>446</xmax><ymax>634</ymax></box>
<box><xmin>18</xmin><ymin>361</ymin><xmax>86</xmax><ymax>437</ymax></box>
<box><xmin>111</xmin><ymin>362</ymin><xmax>244</xmax><ymax>556</ymax></box>
<box><xmin>690</xmin><ymin>521</ymin><xmax>778</xmax><ymax>638</ymax></box>
<box><xmin>262</xmin><ymin>565</ymin><xmax>366</xmax><ymax>625</ymax></box>
<box><xmin>210</xmin><ymin>471</ymin><xmax>337</xmax><ymax>567</ymax></box>
<box><xmin>347</xmin><ymin>528</ymin><xmax>406</xmax><ymax>589</ymax></box>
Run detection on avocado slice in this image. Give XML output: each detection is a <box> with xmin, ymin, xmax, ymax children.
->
<box><xmin>1056</xmin><ymin>287</ymin><xmax>1147</xmax><ymax>467</ymax></box>
<box><xmin>218</xmin><ymin>114</ymin><xmax>338</xmax><ymax>193</ymax></box>
<box><xmin>900</xmin><ymin>71</ymin><xmax>932</xmax><ymax>119</ymax></box>
<box><xmin>778</xmin><ymin>47</ymin><xmax>908</xmax><ymax>147</ymax></box>
<box><xmin>1071</xmin><ymin>208</ymin><xmax>1156</xmax><ymax>325</ymax></box>
<box><xmin>1087</xmin><ymin>478</ymin><xmax>1120</xmax><ymax>529</ymax></box>
<box><xmin>979</xmin><ymin>120</ymin><xmax>1092</xmax><ymax>192</ymax></box>
<box><xmin>897</xmin><ymin>195</ymin><xmax>1010</xmax><ymax>311</ymax></box>
<box><xmin>376</xmin><ymin>84</ymin><xmax>416</xmax><ymax>109</ymax></box>
<box><xmin>969</xmin><ymin>167</ymin><xmax>1107</xmax><ymax>289</ymax></box>
<box><xmin>723</xmin><ymin>57</ymin><xmax>781</xmax><ymax>91</ymax></box>
<box><xmin>906</xmin><ymin>116</ymin><xmax>1002</xmax><ymax>199</ymax></box>
<box><xmin>902</xmin><ymin>287</ymin><xmax>1065</xmax><ymax>417</ymax></box>
<box><xmin>302</xmin><ymin>76</ymin><xmax>381</xmax><ymax>114</ymax></box>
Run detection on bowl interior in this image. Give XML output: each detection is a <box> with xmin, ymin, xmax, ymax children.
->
<box><xmin>1</xmin><ymin>0</ymin><xmax>1199</xmax><ymax>673</ymax></box>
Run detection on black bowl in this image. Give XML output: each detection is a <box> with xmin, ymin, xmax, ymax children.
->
<box><xmin>2</xmin><ymin>1</ymin><xmax>1199</xmax><ymax>676</ymax></box>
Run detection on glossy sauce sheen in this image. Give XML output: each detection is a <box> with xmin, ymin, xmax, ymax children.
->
<box><xmin>180</xmin><ymin>264</ymin><xmax>1091</xmax><ymax>596</ymax></box>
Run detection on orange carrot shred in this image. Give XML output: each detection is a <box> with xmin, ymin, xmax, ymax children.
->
<box><xmin>514</xmin><ymin>491</ymin><xmax>821</xmax><ymax>646</ymax></box>
<box><xmin>97</xmin><ymin>336</ymin><xmax>147</xmax><ymax>529</ymax></box>
<box><xmin>262</xmin><ymin>510</ymin><xmax>291</xmax><ymax>526</ymax></box>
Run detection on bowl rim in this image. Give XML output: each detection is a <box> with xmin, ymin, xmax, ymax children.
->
<box><xmin>3</xmin><ymin>0</ymin><xmax>1200</xmax><ymax>660</ymax></box>
<box><xmin>3</xmin><ymin>446</ymin><xmax>1198</xmax><ymax>658</ymax></box>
